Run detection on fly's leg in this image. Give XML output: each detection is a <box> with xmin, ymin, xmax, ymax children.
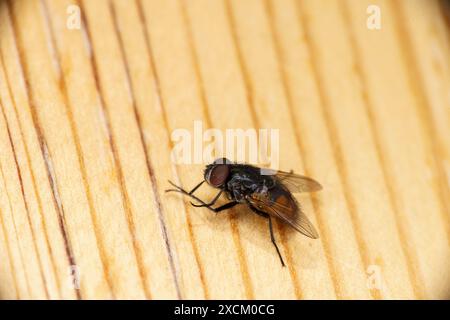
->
<box><xmin>190</xmin><ymin>189</ymin><xmax>223</xmax><ymax>207</ymax></box>
<box><xmin>209</xmin><ymin>201</ymin><xmax>239</xmax><ymax>213</ymax></box>
<box><xmin>190</xmin><ymin>189</ymin><xmax>238</xmax><ymax>213</ymax></box>
<box><xmin>166</xmin><ymin>180</ymin><xmax>210</xmax><ymax>206</ymax></box>
<box><xmin>247</xmin><ymin>203</ymin><xmax>268</xmax><ymax>218</ymax></box>
<box><xmin>166</xmin><ymin>181</ymin><xmax>238</xmax><ymax>213</ymax></box>
<box><xmin>188</xmin><ymin>180</ymin><xmax>205</xmax><ymax>195</ymax></box>
<box><xmin>268</xmin><ymin>216</ymin><xmax>286</xmax><ymax>267</ymax></box>
<box><xmin>190</xmin><ymin>199</ymin><xmax>238</xmax><ymax>213</ymax></box>
<box><xmin>166</xmin><ymin>180</ymin><xmax>204</xmax><ymax>195</ymax></box>
<box><xmin>248</xmin><ymin>203</ymin><xmax>286</xmax><ymax>267</ymax></box>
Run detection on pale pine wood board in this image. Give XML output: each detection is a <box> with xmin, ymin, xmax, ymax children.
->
<box><xmin>0</xmin><ymin>0</ymin><xmax>449</xmax><ymax>299</ymax></box>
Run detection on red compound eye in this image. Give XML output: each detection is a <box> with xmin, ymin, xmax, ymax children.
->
<box><xmin>207</xmin><ymin>164</ymin><xmax>230</xmax><ymax>187</ymax></box>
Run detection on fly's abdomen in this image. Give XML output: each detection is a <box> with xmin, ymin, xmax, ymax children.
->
<box><xmin>268</xmin><ymin>186</ymin><xmax>298</xmax><ymax>213</ymax></box>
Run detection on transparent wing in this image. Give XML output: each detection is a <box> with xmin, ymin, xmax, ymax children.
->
<box><xmin>247</xmin><ymin>192</ymin><xmax>319</xmax><ymax>239</ymax></box>
<box><xmin>275</xmin><ymin>170</ymin><xmax>322</xmax><ymax>193</ymax></box>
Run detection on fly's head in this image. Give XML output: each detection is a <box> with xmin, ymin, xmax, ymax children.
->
<box><xmin>204</xmin><ymin>158</ymin><xmax>232</xmax><ymax>188</ymax></box>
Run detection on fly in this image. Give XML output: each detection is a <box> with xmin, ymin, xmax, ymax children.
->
<box><xmin>165</xmin><ymin>158</ymin><xmax>322</xmax><ymax>267</ymax></box>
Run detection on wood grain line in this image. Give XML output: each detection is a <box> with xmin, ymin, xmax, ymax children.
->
<box><xmin>0</xmin><ymin>51</ymin><xmax>74</xmax><ymax>293</ymax></box>
<box><xmin>5</xmin><ymin>1</ymin><xmax>81</xmax><ymax>299</ymax></box>
<box><xmin>0</xmin><ymin>52</ymin><xmax>64</xmax><ymax>298</ymax></box>
<box><xmin>46</xmin><ymin>0</ymin><xmax>123</xmax><ymax>299</ymax></box>
<box><xmin>0</xmin><ymin>97</ymin><xmax>20</xmax><ymax>301</ymax></box>
<box><xmin>439</xmin><ymin>0</ymin><xmax>450</xmax><ymax>53</ymax></box>
<box><xmin>41</xmin><ymin>0</ymin><xmax>117</xmax><ymax>299</ymax></box>
<box><xmin>295</xmin><ymin>0</ymin><xmax>376</xmax><ymax>299</ymax></box>
<box><xmin>179</xmin><ymin>0</ymin><xmax>254</xmax><ymax>300</ymax></box>
<box><xmin>224</xmin><ymin>0</ymin><xmax>304</xmax><ymax>299</ymax></box>
<box><xmin>391</xmin><ymin>0</ymin><xmax>450</xmax><ymax>245</ymax></box>
<box><xmin>110</xmin><ymin>0</ymin><xmax>181</xmax><ymax>299</ymax></box>
<box><xmin>0</xmin><ymin>155</ymin><xmax>32</xmax><ymax>297</ymax></box>
<box><xmin>42</xmin><ymin>143</ymin><xmax>82</xmax><ymax>300</ymax></box>
<box><xmin>1</xmin><ymin>103</ymin><xmax>50</xmax><ymax>299</ymax></box>
<box><xmin>263</xmin><ymin>0</ymin><xmax>313</xmax><ymax>299</ymax></box>
<box><xmin>129</xmin><ymin>0</ymin><xmax>186</xmax><ymax>299</ymax></box>
<box><xmin>136</xmin><ymin>0</ymin><xmax>208</xmax><ymax>299</ymax></box>
<box><xmin>105</xmin><ymin>0</ymin><xmax>153</xmax><ymax>299</ymax></box>
<box><xmin>339</xmin><ymin>0</ymin><xmax>426</xmax><ymax>299</ymax></box>
<box><xmin>76</xmin><ymin>0</ymin><xmax>154</xmax><ymax>298</ymax></box>
<box><xmin>0</xmin><ymin>206</ymin><xmax>19</xmax><ymax>299</ymax></box>
<box><xmin>264</xmin><ymin>0</ymin><xmax>340</xmax><ymax>299</ymax></box>
<box><xmin>223</xmin><ymin>0</ymin><xmax>260</xmax><ymax>135</ymax></box>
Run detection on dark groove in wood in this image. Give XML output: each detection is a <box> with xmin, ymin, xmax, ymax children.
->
<box><xmin>44</xmin><ymin>0</ymin><xmax>121</xmax><ymax>299</ymax></box>
<box><xmin>110</xmin><ymin>0</ymin><xmax>180</xmax><ymax>299</ymax></box>
<box><xmin>439</xmin><ymin>0</ymin><xmax>450</xmax><ymax>50</ymax></box>
<box><xmin>179</xmin><ymin>0</ymin><xmax>253</xmax><ymax>300</ymax></box>
<box><xmin>6</xmin><ymin>0</ymin><xmax>82</xmax><ymax>299</ymax></box>
<box><xmin>76</xmin><ymin>0</ymin><xmax>154</xmax><ymax>299</ymax></box>
<box><xmin>264</xmin><ymin>0</ymin><xmax>339</xmax><ymax>299</ymax></box>
<box><xmin>223</xmin><ymin>0</ymin><xmax>260</xmax><ymax>133</ymax></box>
<box><xmin>98</xmin><ymin>0</ymin><xmax>152</xmax><ymax>299</ymax></box>
<box><xmin>135</xmin><ymin>0</ymin><xmax>182</xmax><ymax>299</ymax></box>
<box><xmin>262</xmin><ymin>0</ymin><xmax>311</xmax><ymax>299</ymax></box>
<box><xmin>179</xmin><ymin>1</ymin><xmax>213</xmax><ymax>128</ymax></box>
<box><xmin>0</xmin><ymin>101</ymin><xmax>20</xmax><ymax>300</ymax></box>
<box><xmin>136</xmin><ymin>0</ymin><xmax>208</xmax><ymax>299</ymax></box>
<box><xmin>115</xmin><ymin>0</ymin><xmax>184</xmax><ymax>299</ymax></box>
<box><xmin>224</xmin><ymin>0</ymin><xmax>302</xmax><ymax>299</ymax></box>
<box><xmin>1</xmin><ymin>102</ymin><xmax>50</xmax><ymax>299</ymax></box>
<box><xmin>0</xmin><ymin>51</ymin><xmax>63</xmax><ymax>298</ymax></box>
<box><xmin>295</xmin><ymin>0</ymin><xmax>375</xmax><ymax>299</ymax></box>
<box><xmin>340</xmin><ymin>0</ymin><xmax>426</xmax><ymax>299</ymax></box>
<box><xmin>0</xmin><ymin>157</ymin><xmax>32</xmax><ymax>298</ymax></box>
<box><xmin>0</xmin><ymin>209</ymin><xmax>19</xmax><ymax>299</ymax></box>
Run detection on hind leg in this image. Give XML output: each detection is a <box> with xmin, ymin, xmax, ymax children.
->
<box><xmin>247</xmin><ymin>203</ymin><xmax>286</xmax><ymax>267</ymax></box>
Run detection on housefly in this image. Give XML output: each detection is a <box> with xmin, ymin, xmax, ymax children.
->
<box><xmin>165</xmin><ymin>158</ymin><xmax>322</xmax><ymax>267</ymax></box>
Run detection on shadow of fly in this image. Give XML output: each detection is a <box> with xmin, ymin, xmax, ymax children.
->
<box><xmin>165</xmin><ymin>158</ymin><xmax>322</xmax><ymax>267</ymax></box>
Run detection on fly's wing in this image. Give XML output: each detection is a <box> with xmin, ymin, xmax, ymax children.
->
<box><xmin>247</xmin><ymin>187</ymin><xmax>319</xmax><ymax>239</ymax></box>
<box><xmin>275</xmin><ymin>170</ymin><xmax>322</xmax><ymax>194</ymax></box>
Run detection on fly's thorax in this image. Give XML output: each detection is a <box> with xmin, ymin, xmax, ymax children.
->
<box><xmin>226</xmin><ymin>174</ymin><xmax>254</xmax><ymax>202</ymax></box>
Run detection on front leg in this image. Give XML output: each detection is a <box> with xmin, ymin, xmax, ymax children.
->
<box><xmin>166</xmin><ymin>181</ymin><xmax>238</xmax><ymax>213</ymax></box>
<box><xmin>204</xmin><ymin>201</ymin><xmax>239</xmax><ymax>213</ymax></box>
<box><xmin>190</xmin><ymin>189</ymin><xmax>223</xmax><ymax>208</ymax></box>
<box><xmin>188</xmin><ymin>180</ymin><xmax>205</xmax><ymax>195</ymax></box>
<box><xmin>192</xmin><ymin>196</ymin><xmax>238</xmax><ymax>213</ymax></box>
<box><xmin>165</xmin><ymin>180</ymin><xmax>211</xmax><ymax>207</ymax></box>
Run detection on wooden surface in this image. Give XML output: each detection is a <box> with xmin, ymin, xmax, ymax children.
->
<box><xmin>0</xmin><ymin>0</ymin><xmax>449</xmax><ymax>300</ymax></box>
